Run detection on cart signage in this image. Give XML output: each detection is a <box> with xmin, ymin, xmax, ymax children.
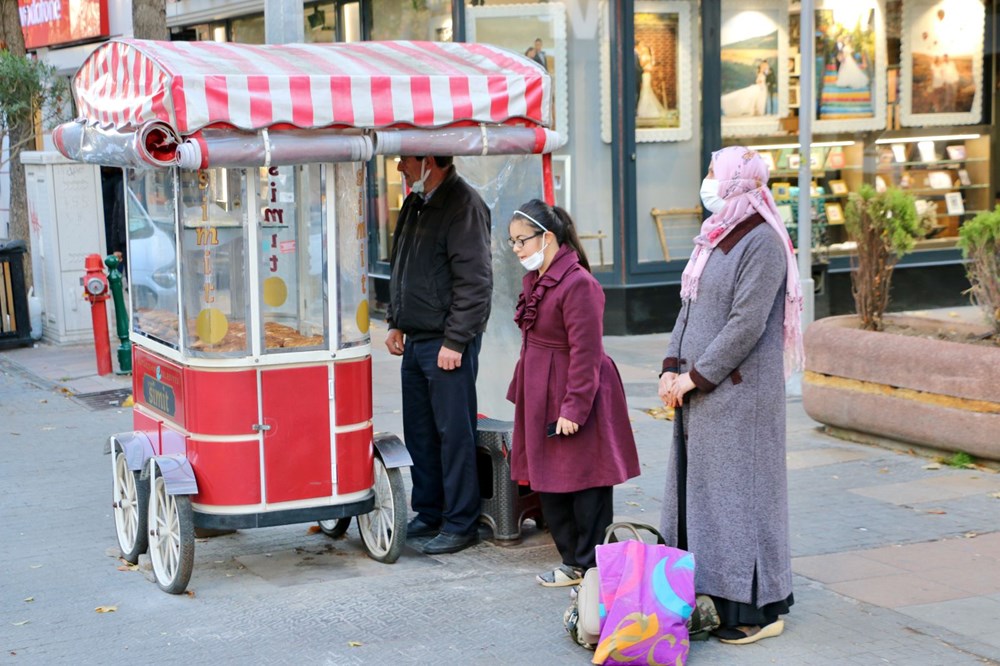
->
<box><xmin>18</xmin><ymin>0</ymin><xmax>109</xmax><ymax>50</ymax></box>
<box><xmin>143</xmin><ymin>373</ymin><xmax>177</xmax><ymax>417</ymax></box>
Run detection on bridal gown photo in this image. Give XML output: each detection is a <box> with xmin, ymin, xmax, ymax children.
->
<box><xmin>721</xmin><ymin>70</ymin><xmax>768</xmax><ymax>116</ymax></box>
<box><xmin>637</xmin><ymin>70</ymin><xmax>668</xmax><ymax>119</ymax></box>
<box><xmin>836</xmin><ymin>44</ymin><xmax>869</xmax><ymax>89</ymax></box>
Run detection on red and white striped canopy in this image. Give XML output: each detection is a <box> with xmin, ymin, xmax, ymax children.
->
<box><xmin>73</xmin><ymin>38</ymin><xmax>552</xmax><ymax>135</ymax></box>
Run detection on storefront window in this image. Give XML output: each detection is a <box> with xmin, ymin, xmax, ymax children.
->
<box><xmin>231</xmin><ymin>14</ymin><xmax>264</xmax><ymax>44</ymax></box>
<box><xmin>371</xmin><ymin>0</ymin><xmax>452</xmax><ymax>41</ymax></box>
<box><xmin>368</xmin><ymin>1</ymin><xmax>453</xmax><ymax>284</ymax></box>
<box><xmin>717</xmin><ymin>0</ymin><xmax>989</xmax><ymax>259</ymax></box>
<box><xmin>303</xmin><ymin>3</ymin><xmax>336</xmax><ymax>43</ymax></box>
<box><xmin>256</xmin><ymin>165</ymin><xmax>328</xmax><ymax>353</ymax></box>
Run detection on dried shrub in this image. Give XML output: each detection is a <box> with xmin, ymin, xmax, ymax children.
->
<box><xmin>957</xmin><ymin>207</ymin><xmax>1000</xmax><ymax>338</ymax></box>
<box><xmin>844</xmin><ymin>185</ymin><xmax>924</xmax><ymax>331</ymax></box>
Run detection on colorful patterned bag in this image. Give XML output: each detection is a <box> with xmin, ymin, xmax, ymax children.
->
<box><xmin>591</xmin><ymin>526</ymin><xmax>696</xmax><ymax>666</ymax></box>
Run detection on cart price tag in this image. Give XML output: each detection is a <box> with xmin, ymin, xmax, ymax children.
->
<box><xmin>280</xmin><ymin>240</ymin><xmax>296</xmax><ymax>254</ymax></box>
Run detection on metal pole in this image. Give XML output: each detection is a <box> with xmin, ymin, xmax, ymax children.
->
<box><xmin>797</xmin><ymin>1</ymin><xmax>816</xmax><ymax>328</ymax></box>
<box><xmin>105</xmin><ymin>254</ymin><xmax>132</xmax><ymax>374</ymax></box>
<box><xmin>265</xmin><ymin>0</ymin><xmax>304</xmax><ymax>45</ymax></box>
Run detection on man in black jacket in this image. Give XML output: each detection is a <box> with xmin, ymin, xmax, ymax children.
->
<box><xmin>385</xmin><ymin>155</ymin><xmax>492</xmax><ymax>555</ymax></box>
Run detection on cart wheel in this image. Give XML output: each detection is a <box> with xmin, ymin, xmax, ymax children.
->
<box><xmin>318</xmin><ymin>517</ymin><xmax>351</xmax><ymax>538</ymax></box>
<box><xmin>357</xmin><ymin>457</ymin><xmax>406</xmax><ymax>564</ymax></box>
<box><xmin>148</xmin><ymin>467</ymin><xmax>195</xmax><ymax>594</ymax></box>
<box><xmin>112</xmin><ymin>450</ymin><xmax>148</xmax><ymax>563</ymax></box>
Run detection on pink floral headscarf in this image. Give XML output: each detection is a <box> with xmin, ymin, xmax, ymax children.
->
<box><xmin>680</xmin><ymin>145</ymin><xmax>804</xmax><ymax>377</ymax></box>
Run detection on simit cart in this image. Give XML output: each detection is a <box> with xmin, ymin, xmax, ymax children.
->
<box><xmin>55</xmin><ymin>38</ymin><xmax>561</xmax><ymax>593</ymax></box>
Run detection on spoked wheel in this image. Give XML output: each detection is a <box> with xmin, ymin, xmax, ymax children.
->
<box><xmin>357</xmin><ymin>456</ymin><xmax>406</xmax><ymax>563</ymax></box>
<box><xmin>318</xmin><ymin>517</ymin><xmax>351</xmax><ymax>538</ymax></box>
<box><xmin>148</xmin><ymin>467</ymin><xmax>195</xmax><ymax>594</ymax></box>
<box><xmin>112</xmin><ymin>450</ymin><xmax>148</xmax><ymax>563</ymax></box>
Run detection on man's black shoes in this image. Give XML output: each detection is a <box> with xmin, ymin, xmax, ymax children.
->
<box><xmin>421</xmin><ymin>531</ymin><xmax>479</xmax><ymax>555</ymax></box>
<box><xmin>406</xmin><ymin>517</ymin><xmax>440</xmax><ymax>538</ymax></box>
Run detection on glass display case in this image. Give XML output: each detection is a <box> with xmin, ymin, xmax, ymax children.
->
<box><xmin>125</xmin><ymin>164</ymin><xmax>370</xmax><ymax>362</ymax></box>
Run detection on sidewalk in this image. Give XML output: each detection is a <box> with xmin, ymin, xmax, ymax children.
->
<box><xmin>1</xmin><ymin>307</ymin><xmax>998</xmax><ymax>664</ymax></box>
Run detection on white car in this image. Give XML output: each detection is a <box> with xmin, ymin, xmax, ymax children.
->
<box><xmin>126</xmin><ymin>190</ymin><xmax>178</xmax><ymax>312</ymax></box>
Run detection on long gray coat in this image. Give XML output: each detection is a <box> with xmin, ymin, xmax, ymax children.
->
<box><xmin>659</xmin><ymin>218</ymin><xmax>793</xmax><ymax>608</ymax></box>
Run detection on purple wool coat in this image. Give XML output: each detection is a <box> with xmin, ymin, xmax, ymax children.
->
<box><xmin>506</xmin><ymin>246</ymin><xmax>640</xmax><ymax>493</ymax></box>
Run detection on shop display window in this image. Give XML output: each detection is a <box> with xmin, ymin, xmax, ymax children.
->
<box><xmin>127</xmin><ymin>169</ymin><xmax>180</xmax><ymax>348</ymax></box>
<box><xmin>718</xmin><ymin>0</ymin><xmax>988</xmax><ymax>257</ymax></box>
<box><xmin>256</xmin><ymin>165</ymin><xmax>328</xmax><ymax>354</ymax></box>
<box><xmin>333</xmin><ymin>164</ymin><xmax>370</xmax><ymax>348</ymax></box>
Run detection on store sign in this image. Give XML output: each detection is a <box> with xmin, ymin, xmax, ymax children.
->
<box><xmin>143</xmin><ymin>373</ymin><xmax>177</xmax><ymax>418</ymax></box>
<box><xmin>18</xmin><ymin>0</ymin><xmax>109</xmax><ymax>50</ymax></box>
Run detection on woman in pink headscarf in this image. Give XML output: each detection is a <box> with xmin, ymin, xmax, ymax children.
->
<box><xmin>657</xmin><ymin>146</ymin><xmax>803</xmax><ymax>645</ymax></box>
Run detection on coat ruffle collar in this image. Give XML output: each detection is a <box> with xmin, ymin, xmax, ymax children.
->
<box><xmin>514</xmin><ymin>245</ymin><xmax>582</xmax><ymax>331</ymax></box>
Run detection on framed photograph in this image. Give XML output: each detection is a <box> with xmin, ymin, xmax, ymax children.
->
<box><xmin>957</xmin><ymin>168</ymin><xmax>972</xmax><ymax>186</ymax></box>
<box><xmin>789</xmin><ymin>53</ymin><xmax>801</xmax><ymax>76</ymax></box>
<box><xmin>719</xmin><ymin>0</ymin><xmax>790</xmax><ymax>137</ymax></box>
<box><xmin>927</xmin><ymin>170</ymin><xmax>953</xmax><ymax>189</ymax></box>
<box><xmin>825</xmin><ymin>149</ymin><xmax>846</xmax><ymax>169</ymax></box>
<box><xmin>551</xmin><ymin>155</ymin><xmax>571</xmax><ymax>213</ymax></box>
<box><xmin>891</xmin><ymin>143</ymin><xmax>908</xmax><ymax>162</ymax></box>
<box><xmin>945</xmin><ymin>145</ymin><xmax>967</xmax><ymax>161</ymax></box>
<box><xmin>772</xmin><ymin>182</ymin><xmax>792</xmax><ymax>201</ymax></box>
<box><xmin>788</xmin><ymin>83</ymin><xmax>800</xmax><ymax>108</ymax></box>
<box><xmin>917</xmin><ymin>140</ymin><xmax>937</xmax><ymax>162</ymax></box>
<box><xmin>601</xmin><ymin>1</ymin><xmax>693</xmax><ymax>143</ymax></box>
<box><xmin>787</xmin><ymin>153</ymin><xmax>801</xmax><ymax>169</ymax></box>
<box><xmin>826</xmin><ymin>202</ymin><xmax>845</xmax><ymax>224</ymax></box>
<box><xmin>467</xmin><ymin>3</ymin><xmax>569</xmax><ymax>136</ymax></box>
<box><xmin>944</xmin><ymin>191</ymin><xmax>965</xmax><ymax>215</ymax></box>
<box><xmin>900</xmin><ymin>0</ymin><xmax>985</xmax><ymax>127</ymax></box>
<box><xmin>758</xmin><ymin>150</ymin><xmax>776</xmax><ymax>172</ymax></box>
<box><xmin>900</xmin><ymin>172</ymin><xmax>912</xmax><ymax>188</ymax></box>
<box><xmin>813</xmin><ymin>0</ymin><xmax>888</xmax><ymax>133</ymax></box>
<box><xmin>829</xmin><ymin>179</ymin><xmax>849</xmax><ymax>195</ymax></box>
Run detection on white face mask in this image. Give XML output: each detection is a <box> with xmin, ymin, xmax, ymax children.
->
<box><xmin>410</xmin><ymin>159</ymin><xmax>430</xmax><ymax>195</ymax></box>
<box><xmin>519</xmin><ymin>237</ymin><xmax>549</xmax><ymax>271</ymax></box>
<box><xmin>700</xmin><ymin>177</ymin><xmax>726</xmax><ymax>214</ymax></box>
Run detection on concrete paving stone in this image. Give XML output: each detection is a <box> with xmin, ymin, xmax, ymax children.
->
<box><xmin>828</xmin><ymin>572</ymin><xmax>974</xmax><ymax>608</ymax></box>
<box><xmin>850</xmin><ymin>473</ymin><xmax>1000</xmax><ymax>506</ymax></box>
<box><xmin>792</xmin><ymin>552</ymin><xmax>906</xmax><ymax>584</ymax></box>
<box><xmin>898</xmin><ymin>596</ymin><xmax>1000</xmax><ymax>650</ymax></box>
<box><xmin>857</xmin><ymin>534</ymin><xmax>1000</xmax><ymax>571</ymax></box>
<box><xmin>787</xmin><ymin>447</ymin><xmax>876</xmax><ymax>470</ymax></box>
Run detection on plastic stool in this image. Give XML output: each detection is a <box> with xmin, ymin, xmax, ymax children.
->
<box><xmin>476</xmin><ymin>417</ymin><xmax>543</xmax><ymax>541</ymax></box>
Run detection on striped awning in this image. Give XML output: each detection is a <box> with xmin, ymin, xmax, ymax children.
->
<box><xmin>72</xmin><ymin>38</ymin><xmax>552</xmax><ymax>134</ymax></box>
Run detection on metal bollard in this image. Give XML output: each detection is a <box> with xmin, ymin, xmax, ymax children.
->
<box><xmin>104</xmin><ymin>255</ymin><xmax>132</xmax><ymax>374</ymax></box>
<box><xmin>82</xmin><ymin>254</ymin><xmax>112</xmax><ymax>376</ymax></box>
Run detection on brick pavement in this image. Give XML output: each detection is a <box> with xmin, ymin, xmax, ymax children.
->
<box><xmin>2</xmin><ymin>314</ymin><xmax>999</xmax><ymax>665</ymax></box>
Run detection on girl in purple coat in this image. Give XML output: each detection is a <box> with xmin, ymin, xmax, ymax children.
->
<box><xmin>506</xmin><ymin>200</ymin><xmax>640</xmax><ymax>587</ymax></box>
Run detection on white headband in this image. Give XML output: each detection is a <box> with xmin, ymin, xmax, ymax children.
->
<box><xmin>513</xmin><ymin>209</ymin><xmax>548</xmax><ymax>232</ymax></box>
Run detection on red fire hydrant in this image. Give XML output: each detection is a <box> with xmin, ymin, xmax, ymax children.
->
<box><xmin>83</xmin><ymin>254</ymin><xmax>113</xmax><ymax>376</ymax></box>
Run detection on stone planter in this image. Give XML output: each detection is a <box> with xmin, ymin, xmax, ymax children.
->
<box><xmin>802</xmin><ymin>315</ymin><xmax>1000</xmax><ymax>461</ymax></box>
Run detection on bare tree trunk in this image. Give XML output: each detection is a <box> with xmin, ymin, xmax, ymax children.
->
<box><xmin>132</xmin><ymin>0</ymin><xmax>169</xmax><ymax>41</ymax></box>
<box><xmin>1</xmin><ymin>0</ymin><xmax>33</xmax><ymax>291</ymax></box>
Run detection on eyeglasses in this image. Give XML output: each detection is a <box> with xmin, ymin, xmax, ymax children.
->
<box><xmin>506</xmin><ymin>231</ymin><xmax>544</xmax><ymax>249</ymax></box>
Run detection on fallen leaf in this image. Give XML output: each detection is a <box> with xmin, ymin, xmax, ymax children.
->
<box><xmin>878</xmin><ymin>467</ymin><xmax>889</xmax><ymax>474</ymax></box>
<box><xmin>643</xmin><ymin>406</ymin><xmax>675</xmax><ymax>421</ymax></box>
<box><xmin>94</xmin><ymin>605</ymin><xmax>118</xmax><ymax>613</ymax></box>
<box><xmin>989</xmin><ymin>492</ymin><xmax>1000</xmax><ymax>500</ymax></box>
<box><xmin>12</xmin><ymin>621</ymin><xmax>29</xmax><ymax>626</ymax></box>
<box><xmin>964</xmin><ymin>532</ymin><xmax>978</xmax><ymax>539</ymax></box>
<box><xmin>348</xmin><ymin>641</ymin><xmax>363</xmax><ymax>648</ymax></box>
<box><xmin>23</xmin><ymin>597</ymin><xmax>34</xmax><ymax>602</ymax></box>
<box><xmin>625</xmin><ymin>501</ymin><xmax>641</xmax><ymax>507</ymax></box>
<box><xmin>116</xmin><ymin>564</ymin><xmax>138</xmax><ymax>571</ymax></box>
<box><xmin>39</xmin><ymin>399</ymin><xmax>47</xmax><ymax>403</ymax></box>
<box><xmin>307</xmin><ymin>525</ymin><xmax>322</xmax><ymax>534</ymax></box>
<box><xmin>185</xmin><ymin>590</ymin><xmax>196</xmax><ymax>598</ymax></box>
<box><xmin>29</xmin><ymin>564</ymin><xmax>42</xmax><ymax>569</ymax></box>
<box><xmin>924</xmin><ymin>509</ymin><xmax>946</xmax><ymax>515</ymax></box>
<box><xmin>121</xmin><ymin>395</ymin><xmax>135</xmax><ymax>407</ymax></box>
<box><xmin>922</xmin><ymin>463</ymin><xmax>942</xmax><ymax>470</ymax></box>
